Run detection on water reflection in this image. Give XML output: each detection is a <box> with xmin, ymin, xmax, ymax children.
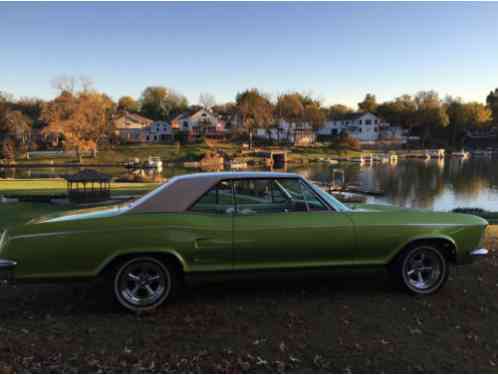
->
<box><xmin>288</xmin><ymin>159</ymin><xmax>498</xmax><ymax>211</ymax></box>
<box><xmin>2</xmin><ymin>158</ymin><xmax>498</xmax><ymax>211</ymax></box>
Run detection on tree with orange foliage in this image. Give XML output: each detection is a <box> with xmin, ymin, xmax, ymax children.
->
<box><xmin>41</xmin><ymin>90</ymin><xmax>114</xmax><ymax>160</ymax></box>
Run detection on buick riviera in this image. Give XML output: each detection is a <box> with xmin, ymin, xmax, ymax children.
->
<box><xmin>0</xmin><ymin>172</ymin><xmax>489</xmax><ymax>312</ymax></box>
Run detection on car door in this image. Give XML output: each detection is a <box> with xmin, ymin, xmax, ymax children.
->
<box><xmin>177</xmin><ymin>180</ymin><xmax>234</xmax><ymax>272</ymax></box>
<box><xmin>232</xmin><ymin>177</ymin><xmax>356</xmax><ymax>271</ymax></box>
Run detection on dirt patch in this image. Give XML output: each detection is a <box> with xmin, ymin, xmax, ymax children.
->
<box><xmin>0</xmin><ymin>230</ymin><xmax>497</xmax><ymax>373</ymax></box>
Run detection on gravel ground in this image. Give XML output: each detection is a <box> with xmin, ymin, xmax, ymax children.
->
<box><xmin>0</xmin><ymin>229</ymin><xmax>497</xmax><ymax>373</ymax></box>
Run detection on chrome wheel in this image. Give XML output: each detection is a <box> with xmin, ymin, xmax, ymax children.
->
<box><xmin>401</xmin><ymin>247</ymin><xmax>446</xmax><ymax>293</ymax></box>
<box><xmin>114</xmin><ymin>257</ymin><xmax>171</xmax><ymax>311</ymax></box>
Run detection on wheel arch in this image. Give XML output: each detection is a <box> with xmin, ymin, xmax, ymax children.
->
<box><xmin>96</xmin><ymin>249</ymin><xmax>188</xmax><ymax>278</ymax></box>
<box><xmin>388</xmin><ymin>235</ymin><xmax>458</xmax><ymax>265</ymax></box>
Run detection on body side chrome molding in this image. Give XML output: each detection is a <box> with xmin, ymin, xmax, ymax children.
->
<box><xmin>0</xmin><ymin>259</ymin><xmax>17</xmax><ymax>270</ymax></box>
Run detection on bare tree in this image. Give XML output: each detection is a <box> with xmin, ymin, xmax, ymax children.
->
<box><xmin>80</xmin><ymin>75</ymin><xmax>94</xmax><ymax>93</ymax></box>
<box><xmin>51</xmin><ymin>75</ymin><xmax>94</xmax><ymax>95</ymax></box>
<box><xmin>51</xmin><ymin>75</ymin><xmax>76</xmax><ymax>94</ymax></box>
<box><xmin>199</xmin><ymin>92</ymin><xmax>216</xmax><ymax>109</ymax></box>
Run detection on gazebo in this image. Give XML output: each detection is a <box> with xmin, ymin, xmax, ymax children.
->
<box><xmin>65</xmin><ymin>169</ymin><xmax>112</xmax><ymax>203</ymax></box>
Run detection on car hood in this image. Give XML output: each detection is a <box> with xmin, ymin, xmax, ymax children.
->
<box><xmin>29</xmin><ymin>204</ymin><xmax>127</xmax><ymax>224</ymax></box>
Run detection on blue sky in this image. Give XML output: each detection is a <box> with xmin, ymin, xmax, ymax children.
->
<box><xmin>1</xmin><ymin>2</ymin><xmax>498</xmax><ymax>107</ymax></box>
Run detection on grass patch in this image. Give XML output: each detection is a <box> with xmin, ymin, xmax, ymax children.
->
<box><xmin>0</xmin><ymin>203</ymin><xmax>72</xmax><ymax>229</ymax></box>
<box><xmin>14</xmin><ymin>143</ymin><xmax>362</xmax><ymax>165</ymax></box>
<box><xmin>0</xmin><ymin>179</ymin><xmax>158</xmax><ymax>197</ymax></box>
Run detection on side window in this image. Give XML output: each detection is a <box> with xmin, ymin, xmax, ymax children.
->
<box><xmin>300</xmin><ymin>181</ymin><xmax>329</xmax><ymax>211</ymax></box>
<box><xmin>233</xmin><ymin>179</ymin><xmax>294</xmax><ymax>214</ymax></box>
<box><xmin>275</xmin><ymin>179</ymin><xmax>308</xmax><ymax>212</ymax></box>
<box><xmin>232</xmin><ymin>178</ymin><xmax>330</xmax><ymax>214</ymax></box>
<box><xmin>190</xmin><ymin>181</ymin><xmax>234</xmax><ymax>214</ymax></box>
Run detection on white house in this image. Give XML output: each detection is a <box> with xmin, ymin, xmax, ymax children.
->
<box><xmin>171</xmin><ymin>109</ymin><xmax>225</xmax><ymax>137</ymax></box>
<box><xmin>380</xmin><ymin>125</ymin><xmax>406</xmax><ymax>141</ymax></box>
<box><xmin>317</xmin><ymin>112</ymin><xmax>390</xmax><ymax>142</ymax></box>
<box><xmin>255</xmin><ymin>120</ymin><xmax>315</xmax><ymax>145</ymax></box>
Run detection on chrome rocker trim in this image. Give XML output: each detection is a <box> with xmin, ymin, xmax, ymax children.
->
<box><xmin>470</xmin><ymin>248</ymin><xmax>488</xmax><ymax>256</ymax></box>
<box><xmin>0</xmin><ymin>259</ymin><xmax>17</xmax><ymax>284</ymax></box>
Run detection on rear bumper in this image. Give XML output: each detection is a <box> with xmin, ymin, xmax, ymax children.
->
<box><xmin>0</xmin><ymin>259</ymin><xmax>16</xmax><ymax>284</ymax></box>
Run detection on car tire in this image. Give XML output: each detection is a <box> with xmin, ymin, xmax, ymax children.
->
<box><xmin>390</xmin><ymin>244</ymin><xmax>449</xmax><ymax>295</ymax></box>
<box><xmin>112</xmin><ymin>256</ymin><xmax>177</xmax><ymax>313</ymax></box>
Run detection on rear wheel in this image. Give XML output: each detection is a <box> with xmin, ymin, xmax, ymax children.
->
<box><xmin>390</xmin><ymin>244</ymin><xmax>449</xmax><ymax>295</ymax></box>
<box><xmin>113</xmin><ymin>257</ymin><xmax>176</xmax><ymax>312</ymax></box>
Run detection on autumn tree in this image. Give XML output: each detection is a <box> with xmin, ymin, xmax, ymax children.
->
<box><xmin>0</xmin><ymin>110</ymin><xmax>32</xmax><ymax>144</ymax></box>
<box><xmin>413</xmin><ymin>91</ymin><xmax>449</xmax><ymax>146</ymax></box>
<box><xmin>15</xmin><ymin>97</ymin><xmax>45</xmax><ymax>128</ymax></box>
<box><xmin>1</xmin><ymin>138</ymin><xmax>16</xmax><ymax>160</ymax></box>
<box><xmin>140</xmin><ymin>86</ymin><xmax>188</xmax><ymax>120</ymax></box>
<box><xmin>236</xmin><ymin>89</ymin><xmax>273</xmax><ymax>148</ymax></box>
<box><xmin>275</xmin><ymin>93</ymin><xmax>304</xmax><ymax>124</ymax></box>
<box><xmin>327</xmin><ymin>104</ymin><xmax>354</xmax><ymax>120</ymax></box>
<box><xmin>446</xmin><ymin>98</ymin><xmax>492</xmax><ymax>147</ymax></box>
<box><xmin>0</xmin><ymin>109</ymin><xmax>32</xmax><ymax>158</ymax></box>
<box><xmin>376</xmin><ymin>95</ymin><xmax>417</xmax><ymax>129</ymax></box>
<box><xmin>465</xmin><ymin>102</ymin><xmax>492</xmax><ymax>128</ymax></box>
<box><xmin>304</xmin><ymin>103</ymin><xmax>325</xmax><ymax>132</ymax></box>
<box><xmin>358</xmin><ymin>93</ymin><xmax>378</xmax><ymax>113</ymax></box>
<box><xmin>445</xmin><ymin>97</ymin><xmax>467</xmax><ymax>147</ymax></box>
<box><xmin>486</xmin><ymin>89</ymin><xmax>498</xmax><ymax>126</ymax></box>
<box><xmin>274</xmin><ymin>93</ymin><xmax>304</xmax><ymax>142</ymax></box>
<box><xmin>41</xmin><ymin>90</ymin><xmax>114</xmax><ymax>159</ymax></box>
<box><xmin>117</xmin><ymin>96</ymin><xmax>140</xmax><ymax>113</ymax></box>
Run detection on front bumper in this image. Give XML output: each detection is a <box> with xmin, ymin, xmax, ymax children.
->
<box><xmin>0</xmin><ymin>259</ymin><xmax>16</xmax><ymax>284</ymax></box>
<box><xmin>457</xmin><ymin>247</ymin><xmax>489</xmax><ymax>265</ymax></box>
<box><xmin>470</xmin><ymin>248</ymin><xmax>488</xmax><ymax>257</ymax></box>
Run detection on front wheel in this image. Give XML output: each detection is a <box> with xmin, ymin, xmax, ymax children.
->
<box><xmin>390</xmin><ymin>245</ymin><xmax>449</xmax><ymax>295</ymax></box>
<box><xmin>113</xmin><ymin>257</ymin><xmax>176</xmax><ymax>312</ymax></box>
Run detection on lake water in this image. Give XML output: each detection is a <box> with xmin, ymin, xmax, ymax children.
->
<box><xmin>2</xmin><ymin>158</ymin><xmax>498</xmax><ymax>212</ymax></box>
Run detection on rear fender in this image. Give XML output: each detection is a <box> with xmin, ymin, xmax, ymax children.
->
<box><xmin>96</xmin><ymin>248</ymin><xmax>189</xmax><ymax>276</ymax></box>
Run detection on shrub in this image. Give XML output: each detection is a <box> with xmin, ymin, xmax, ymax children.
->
<box><xmin>1</xmin><ymin>137</ymin><xmax>16</xmax><ymax>160</ymax></box>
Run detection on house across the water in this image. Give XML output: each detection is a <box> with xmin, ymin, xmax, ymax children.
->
<box><xmin>171</xmin><ymin>109</ymin><xmax>227</xmax><ymax>140</ymax></box>
<box><xmin>318</xmin><ymin>112</ymin><xmax>406</xmax><ymax>144</ymax></box>
<box><xmin>255</xmin><ymin>120</ymin><xmax>315</xmax><ymax>145</ymax></box>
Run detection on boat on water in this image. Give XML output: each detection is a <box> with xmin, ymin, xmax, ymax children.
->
<box><xmin>350</xmin><ymin>153</ymin><xmax>373</xmax><ymax>165</ymax></box>
<box><xmin>472</xmin><ymin>149</ymin><xmax>493</xmax><ymax>158</ymax></box>
<box><xmin>145</xmin><ymin>156</ymin><xmax>163</xmax><ymax>170</ymax></box>
<box><xmin>226</xmin><ymin>160</ymin><xmax>248</xmax><ymax>170</ymax></box>
<box><xmin>372</xmin><ymin>153</ymin><xmax>389</xmax><ymax>164</ymax></box>
<box><xmin>451</xmin><ymin>150</ymin><xmax>470</xmax><ymax>159</ymax></box>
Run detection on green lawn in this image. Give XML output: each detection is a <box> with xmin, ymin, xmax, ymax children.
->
<box><xmin>15</xmin><ymin>142</ymin><xmax>242</xmax><ymax>165</ymax></box>
<box><xmin>0</xmin><ymin>203</ymin><xmax>71</xmax><ymax>229</ymax></box>
<box><xmin>13</xmin><ymin>142</ymin><xmax>363</xmax><ymax>165</ymax></box>
<box><xmin>0</xmin><ymin>179</ymin><xmax>158</xmax><ymax>196</ymax></box>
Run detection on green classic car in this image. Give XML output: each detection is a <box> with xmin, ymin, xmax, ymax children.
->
<box><xmin>0</xmin><ymin>172</ymin><xmax>489</xmax><ymax>312</ymax></box>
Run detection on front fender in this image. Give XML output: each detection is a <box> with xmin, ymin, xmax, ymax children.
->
<box><xmin>387</xmin><ymin>234</ymin><xmax>458</xmax><ymax>263</ymax></box>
